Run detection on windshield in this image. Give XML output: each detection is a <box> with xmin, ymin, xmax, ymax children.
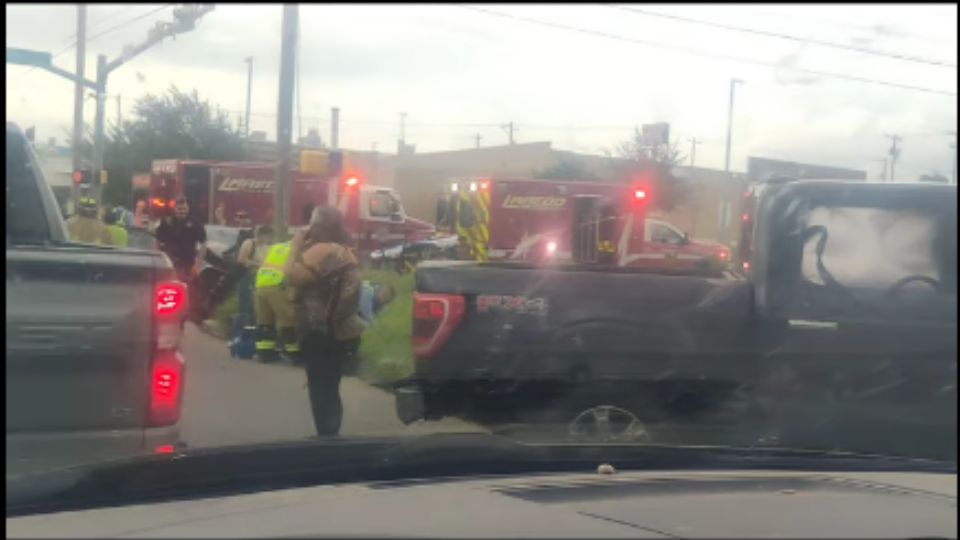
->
<box><xmin>6</xmin><ymin>1</ymin><xmax>957</xmax><ymax>519</ymax></box>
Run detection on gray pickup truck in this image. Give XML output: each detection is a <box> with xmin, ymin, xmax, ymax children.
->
<box><xmin>6</xmin><ymin>123</ymin><xmax>187</xmax><ymax>475</ymax></box>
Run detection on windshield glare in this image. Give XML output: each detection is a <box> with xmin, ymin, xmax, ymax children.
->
<box><xmin>5</xmin><ymin>0</ymin><xmax>957</xmax><ymax>518</ymax></box>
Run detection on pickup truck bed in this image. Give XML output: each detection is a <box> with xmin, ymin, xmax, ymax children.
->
<box><xmin>399</xmin><ymin>261</ymin><xmax>760</xmax><ymax>425</ymax></box>
<box><xmin>6</xmin><ymin>123</ymin><xmax>184</xmax><ymax>475</ymax></box>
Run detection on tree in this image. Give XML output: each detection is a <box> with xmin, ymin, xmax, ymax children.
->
<box><xmin>918</xmin><ymin>171</ymin><xmax>949</xmax><ymax>183</ymax></box>
<box><xmin>534</xmin><ymin>155</ymin><xmax>598</xmax><ymax>181</ymax></box>
<box><xmin>612</xmin><ymin>127</ymin><xmax>690</xmax><ymax>211</ymax></box>
<box><xmin>75</xmin><ymin>86</ymin><xmax>246</xmax><ymax>208</ymax></box>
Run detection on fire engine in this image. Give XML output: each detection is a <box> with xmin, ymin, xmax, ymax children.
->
<box><xmin>147</xmin><ymin>150</ymin><xmax>434</xmax><ymax>256</ymax></box>
<box><xmin>436</xmin><ymin>175</ymin><xmax>730</xmax><ymax>270</ymax></box>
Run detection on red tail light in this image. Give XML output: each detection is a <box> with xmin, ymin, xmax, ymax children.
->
<box><xmin>412</xmin><ymin>293</ymin><xmax>465</xmax><ymax>359</ymax></box>
<box><xmin>148</xmin><ymin>350</ymin><xmax>184</xmax><ymax>426</ymax></box>
<box><xmin>718</xmin><ymin>249</ymin><xmax>729</xmax><ymax>260</ymax></box>
<box><xmin>155</xmin><ymin>281</ymin><xmax>188</xmax><ymax>317</ymax></box>
<box><xmin>149</xmin><ymin>281</ymin><xmax>188</xmax><ymax>427</ymax></box>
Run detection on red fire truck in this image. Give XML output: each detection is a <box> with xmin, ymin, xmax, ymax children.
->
<box><xmin>147</xmin><ymin>152</ymin><xmax>434</xmax><ymax>255</ymax></box>
<box><xmin>436</xmin><ymin>176</ymin><xmax>730</xmax><ymax>270</ymax></box>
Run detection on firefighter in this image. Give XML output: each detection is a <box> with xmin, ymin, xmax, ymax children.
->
<box><xmin>104</xmin><ymin>207</ymin><xmax>129</xmax><ymax>247</ymax></box>
<box><xmin>254</xmin><ymin>239</ymin><xmax>300</xmax><ymax>364</ymax></box>
<box><xmin>67</xmin><ymin>196</ymin><xmax>115</xmax><ymax>245</ymax></box>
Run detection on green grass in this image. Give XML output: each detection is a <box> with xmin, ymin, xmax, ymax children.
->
<box><xmin>210</xmin><ymin>269</ymin><xmax>416</xmax><ymax>388</ymax></box>
<box><xmin>356</xmin><ymin>270</ymin><xmax>416</xmax><ymax>387</ymax></box>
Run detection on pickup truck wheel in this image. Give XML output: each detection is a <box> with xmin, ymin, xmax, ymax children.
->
<box><xmin>567</xmin><ymin>405</ymin><xmax>650</xmax><ymax>443</ymax></box>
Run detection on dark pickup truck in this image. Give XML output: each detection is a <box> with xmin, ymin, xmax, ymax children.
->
<box><xmin>397</xmin><ymin>179</ymin><xmax>957</xmax><ymax>456</ymax></box>
<box><xmin>6</xmin><ymin>123</ymin><xmax>188</xmax><ymax>475</ymax></box>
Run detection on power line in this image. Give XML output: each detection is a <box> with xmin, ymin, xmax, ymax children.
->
<box><xmin>604</xmin><ymin>4</ymin><xmax>956</xmax><ymax>69</ymax></box>
<box><xmin>457</xmin><ymin>5</ymin><xmax>957</xmax><ymax>97</ymax></box>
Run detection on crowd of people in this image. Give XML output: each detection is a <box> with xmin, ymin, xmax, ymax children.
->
<box><xmin>65</xmin><ymin>195</ymin><xmax>395</xmax><ymax>437</ymax></box>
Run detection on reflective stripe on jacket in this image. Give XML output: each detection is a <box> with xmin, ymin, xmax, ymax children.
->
<box><xmin>255</xmin><ymin>242</ymin><xmax>291</xmax><ymax>289</ymax></box>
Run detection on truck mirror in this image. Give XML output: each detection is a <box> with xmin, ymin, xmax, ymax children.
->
<box><xmin>682</xmin><ymin>232</ymin><xmax>690</xmax><ymax>244</ymax></box>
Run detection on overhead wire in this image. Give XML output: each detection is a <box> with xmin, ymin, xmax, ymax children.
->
<box><xmin>603</xmin><ymin>4</ymin><xmax>956</xmax><ymax>69</ymax></box>
<box><xmin>456</xmin><ymin>5</ymin><xmax>957</xmax><ymax>97</ymax></box>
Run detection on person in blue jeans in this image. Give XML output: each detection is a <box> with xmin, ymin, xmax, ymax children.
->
<box><xmin>359</xmin><ymin>281</ymin><xmax>396</xmax><ymax>326</ymax></box>
<box><xmin>233</xmin><ymin>225</ymin><xmax>272</xmax><ymax>349</ymax></box>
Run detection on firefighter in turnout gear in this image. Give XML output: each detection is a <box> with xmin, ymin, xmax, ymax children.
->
<box><xmin>67</xmin><ymin>196</ymin><xmax>115</xmax><ymax>246</ymax></box>
<box><xmin>254</xmin><ymin>241</ymin><xmax>301</xmax><ymax>363</ymax></box>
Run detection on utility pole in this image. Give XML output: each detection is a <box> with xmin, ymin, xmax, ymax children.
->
<box><xmin>275</xmin><ymin>4</ymin><xmax>298</xmax><ymax>236</ymax></box>
<box><xmin>71</xmin><ymin>4</ymin><xmax>86</xmax><ymax>213</ymax></box>
<box><xmin>688</xmin><ymin>137</ymin><xmax>698</xmax><ymax>167</ymax></box>
<box><xmin>244</xmin><ymin>56</ymin><xmax>253</xmax><ymax>138</ymax></box>
<box><xmin>116</xmin><ymin>94</ymin><xmax>122</xmax><ymax>126</ymax></box>
<box><xmin>724</xmin><ymin>78</ymin><xmax>744</xmax><ymax>172</ymax></box>
<box><xmin>884</xmin><ymin>134</ymin><xmax>902</xmax><ymax>182</ymax></box>
<box><xmin>502</xmin><ymin>122</ymin><xmax>515</xmax><ymax>145</ymax></box>
<box><xmin>330</xmin><ymin>107</ymin><xmax>340</xmax><ymax>150</ymax></box>
<box><xmin>475</xmin><ymin>133</ymin><xmax>482</xmax><ymax>149</ymax></box>
<box><xmin>90</xmin><ymin>4</ymin><xmax>215</xmax><ymax>205</ymax></box>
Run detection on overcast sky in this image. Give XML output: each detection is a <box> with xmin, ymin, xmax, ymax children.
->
<box><xmin>7</xmin><ymin>3</ymin><xmax>958</xmax><ymax>179</ymax></box>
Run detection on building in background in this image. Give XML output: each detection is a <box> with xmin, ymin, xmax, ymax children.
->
<box><xmin>33</xmin><ymin>139</ymin><xmax>74</xmax><ymax>216</ymax></box>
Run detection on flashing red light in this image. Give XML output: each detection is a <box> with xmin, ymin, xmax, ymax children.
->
<box><xmin>345</xmin><ymin>176</ymin><xmax>359</xmax><ymax>187</ymax></box>
<box><xmin>72</xmin><ymin>170</ymin><xmax>84</xmax><ymax>184</ymax></box>
<box><xmin>479</xmin><ymin>180</ymin><xmax>490</xmax><ymax>191</ymax></box>
<box><xmin>634</xmin><ymin>189</ymin><xmax>647</xmax><ymax>200</ymax></box>
<box><xmin>718</xmin><ymin>249</ymin><xmax>729</xmax><ymax>260</ymax></box>
<box><xmin>742</xmin><ymin>261</ymin><xmax>751</xmax><ymax>271</ymax></box>
<box><xmin>155</xmin><ymin>282</ymin><xmax>188</xmax><ymax>316</ymax></box>
<box><xmin>168</xmin><ymin>199</ymin><xmax>177</xmax><ymax>209</ymax></box>
<box><xmin>155</xmin><ymin>444</ymin><xmax>176</xmax><ymax>454</ymax></box>
<box><xmin>741</xmin><ymin>213</ymin><xmax>750</xmax><ymax>222</ymax></box>
<box><xmin>152</xmin><ymin>197</ymin><xmax>166</xmax><ymax>208</ymax></box>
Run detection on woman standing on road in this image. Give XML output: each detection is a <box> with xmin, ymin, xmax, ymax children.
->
<box><xmin>284</xmin><ymin>207</ymin><xmax>364</xmax><ymax>436</ymax></box>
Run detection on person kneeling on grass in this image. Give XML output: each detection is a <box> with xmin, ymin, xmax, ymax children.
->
<box><xmin>359</xmin><ymin>282</ymin><xmax>396</xmax><ymax>326</ymax></box>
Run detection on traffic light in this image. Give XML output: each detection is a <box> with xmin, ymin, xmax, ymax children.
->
<box><xmin>73</xmin><ymin>169</ymin><xmax>92</xmax><ymax>186</ymax></box>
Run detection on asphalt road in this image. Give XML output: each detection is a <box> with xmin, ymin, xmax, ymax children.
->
<box><xmin>179</xmin><ymin>326</ymin><xmax>484</xmax><ymax>450</ymax></box>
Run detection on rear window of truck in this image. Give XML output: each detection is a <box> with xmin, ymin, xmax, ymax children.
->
<box><xmin>6</xmin><ymin>131</ymin><xmax>50</xmax><ymax>244</ymax></box>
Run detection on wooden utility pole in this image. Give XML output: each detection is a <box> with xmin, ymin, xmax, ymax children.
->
<box><xmin>71</xmin><ymin>4</ymin><xmax>86</xmax><ymax>213</ymax></box>
<box><xmin>475</xmin><ymin>133</ymin><xmax>482</xmax><ymax>149</ymax></box>
<box><xmin>688</xmin><ymin>137</ymin><xmax>698</xmax><ymax>167</ymax></box>
<box><xmin>502</xmin><ymin>122</ymin><xmax>515</xmax><ymax>145</ymax></box>
<box><xmin>275</xmin><ymin>4</ymin><xmax>298</xmax><ymax>236</ymax></box>
<box><xmin>884</xmin><ymin>134</ymin><xmax>902</xmax><ymax>181</ymax></box>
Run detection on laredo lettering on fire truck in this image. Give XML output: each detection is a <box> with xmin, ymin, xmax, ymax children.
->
<box><xmin>147</xmin><ymin>151</ymin><xmax>434</xmax><ymax>258</ymax></box>
<box><xmin>435</xmin><ymin>174</ymin><xmax>730</xmax><ymax>271</ymax></box>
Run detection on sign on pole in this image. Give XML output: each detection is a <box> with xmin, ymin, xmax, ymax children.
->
<box><xmin>6</xmin><ymin>48</ymin><xmax>52</xmax><ymax>68</ymax></box>
<box><xmin>641</xmin><ymin>122</ymin><xmax>670</xmax><ymax>146</ymax></box>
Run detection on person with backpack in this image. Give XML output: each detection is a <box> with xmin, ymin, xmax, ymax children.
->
<box><xmin>284</xmin><ymin>206</ymin><xmax>364</xmax><ymax>436</ymax></box>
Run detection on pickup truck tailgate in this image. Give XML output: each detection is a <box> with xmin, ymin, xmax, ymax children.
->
<box><xmin>6</xmin><ymin>246</ymin><xmax>159</xmax><ymax>432</ymax></box>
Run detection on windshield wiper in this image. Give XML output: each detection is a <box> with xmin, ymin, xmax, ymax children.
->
<box><xmin>7</xmin><ymin>433</ymin><xmax>954</xmax><ymax>517</ymax></box>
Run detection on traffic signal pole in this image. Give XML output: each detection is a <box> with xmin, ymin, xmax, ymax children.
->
<box><xmin>71</xmin><ymin>5</ymin><xmax>87</xmax><ymax>213</ymax></box>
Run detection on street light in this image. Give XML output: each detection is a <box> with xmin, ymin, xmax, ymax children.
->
<box><xmin>724</xmin><ymin>78</ymin><xmax>745</xmax><ymax>173</ymax></box>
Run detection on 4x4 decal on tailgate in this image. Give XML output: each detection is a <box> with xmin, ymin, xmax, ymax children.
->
<box><xmin>476</xmin><ymin>295</ymin><xmax>548</xmax><ymax>315</ymax></box>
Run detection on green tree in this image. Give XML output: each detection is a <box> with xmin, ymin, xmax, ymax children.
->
<box><xmin>612</xmin><ymin>127</ymin><xmax>689</xmax><ymax>211</ymax></box>
<box><xmin>534</xmin><ymin>156</ymin><xmax>598</xmax><ymax>180</ymax></box>
<box><xmin>74</xmin><ymin>86</ymin><xmax>246</xmax><ymax>208</ymax></box>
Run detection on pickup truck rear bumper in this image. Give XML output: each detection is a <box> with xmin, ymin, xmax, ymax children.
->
<box><xmin>6</xmin><ymin>425</ymin><xmax>181</xmax><ymax>476</ymax></box>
